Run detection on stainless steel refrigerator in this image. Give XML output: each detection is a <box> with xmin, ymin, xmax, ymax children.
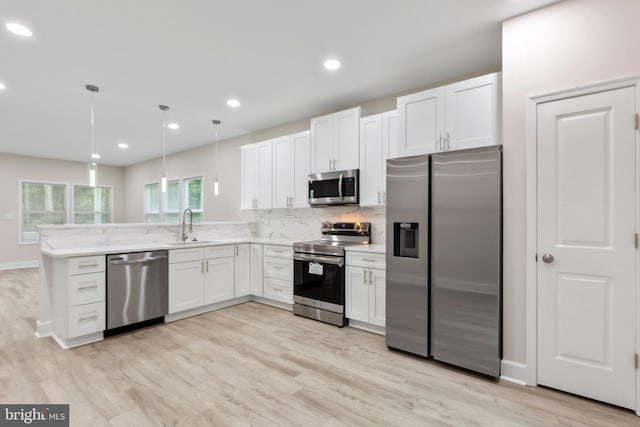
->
<box><xmin>385</xmin><ymin>155</ymin><xmax>430</xmax><ymax>357</ymax></box>
<box><xmin>430</xmin><ymin>145</ymin><xmax>502</xmax><ymax>377</ymax></box>
<box><xmin>385</xmin><ymin>146</ymin><xmax>502</xmax><ymax>377</ymax></box>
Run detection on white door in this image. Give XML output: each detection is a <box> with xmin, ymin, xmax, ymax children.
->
<box><xmin>272</xmin><ymin>136</ymin><xmax>292</xmax><ymax>208</ymax></box>
<box><xmin>234</xmin><ymin>244</ymin><xmax>251</xmax><ymax>297</ymax></box>
<box><xmin>445</xmin><ymin>72</ymin><xmax>500</xmax><ymax>151</ymax></box>
<box><xmin>345</xmin><ymin>266</ymin><xmax>368</xmax><ymax>322</ymax></box>
<box><xmin>204</xmin><ymin>257</ymin><xmax>235</xmax><ymax>304</ymax></box>
<box><xmin>256</xmin><ymin>140</ymin><xmax>273</xmax><ymax>209</ymax></box>
<box><xmin>537</xmin><ymin>86</ymin><xmax>636</xmax><ymax>410</ymax></box>
<box><xmin>369</xmin><ymin>268</ymin><xmax>386</xmax><ymax>327</ymax></box>
<box><xmin>240</xmin><ymin>145</ymin><xmax>257</xmax><ymax>210</ymax></box>
<box><xmin>334</xmin><ymin>107</ymin><xmax>361</xmax><ymax>171</ymax></box>
<box><xmin>310</xmin><ymin>113</ymin><xmax>334</xmax><ymax>173</ymax></box>
<box><xmin>291</xmin><ymin>131</ymin><xmax>310</xmax><ymax>208</ymax></box>
<box><xmin>359</xmin><ymin>114</ymin><xmax>384</xmax><ymax>206</ymax></box>
<box><xmin>397</xmin><ymin>87</ymin><xmax>445</xmax><ymax>156</ymax></box>
<box><xmin>168</xmin><ymin>261</ymin><xmax>204</xmax><ymax>313</ymax></box>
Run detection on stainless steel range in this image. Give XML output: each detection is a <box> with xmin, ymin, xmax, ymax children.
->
<box><xmin>293</xmin><ymin>222</ymin><xmax>371</xmax><ymax>327</ymax></box>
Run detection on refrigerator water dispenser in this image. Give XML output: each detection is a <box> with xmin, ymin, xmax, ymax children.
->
<box><xmin>394</xmin><ymin>222</ymin><xmax>419</xmax><ymax>258</ymax></box>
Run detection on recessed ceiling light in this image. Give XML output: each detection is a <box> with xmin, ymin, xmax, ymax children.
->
<box><xmin>91</xmin><ymin>153</ymin><xmax>101</xmax><ymax>159</ymax></box>
<box><xmin>324</xmin><ymin>59</ymin><xmax>341</xmax><ymax>70</ymax></box>
<box><xmin>6</xmin><ymin>23</ymin><xmax>33</xmax><ymax>37</ymax></box>
<box><xmin>167</xmin><ymin>123</ymin><xmax>180</xmax><ymax>130</ymax></box>
<box><xmin>117</xmin><ymin>143</ymin><xmax>128</xmax><ymax>149</ymax></box>
<box><xmin>0</xmin><ymin>83</ymin><xmax>5</xmax><ymax>90</ymax></box>
<box><xmin>227</xmin><ymin>99</ymin><xmax>240</xmax><ymax>108</ymax></box>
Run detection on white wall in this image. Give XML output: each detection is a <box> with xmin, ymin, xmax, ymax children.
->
<box><xmin>0</xmin><ymin>153</ymin><xmax>126</xmax><ymax>267</ymax></box>
<box><xmin>502</xmin><ymin>0</ymin><xmax>640</xmax><ymax>363</ymax></box>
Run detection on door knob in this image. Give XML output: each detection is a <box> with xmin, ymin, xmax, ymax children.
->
<box><xmin>542</xmin><ymin>253</ymin><xmax>554</xmax><ymax>263</ymax></box>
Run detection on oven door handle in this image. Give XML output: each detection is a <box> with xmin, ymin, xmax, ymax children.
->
<box><xmin>338</xmin><ymin>174</ymin><xmax>343</xmax><ymax>199</ymax></box>
<box><xmin>294</xmin><ymin>253</ymin><xmax>344</xmax><ymax>267</ymax></box>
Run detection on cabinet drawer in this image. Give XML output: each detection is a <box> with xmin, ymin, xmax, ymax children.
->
<box><xmin>263</xmin><ymin>245</ymin><xmax>292</xmax><ymax>259</ymax></box>
<box><xmin>169</xmin><ymin>247</ymin><xmax>205</xmax><ymax>264</ymax></box>
<box><xmin>346</xmin><ymin>251</ymin><xmax>386</xmax><ymax>269</ymax></box>
<box><xmin>263</xmin><ymin>277</ymin><xmax>293</xmax><ymax>304</ymax></box>
<box><xmin>264</xmin><ymin>256</ymin><xmax>292</xmax><ymax>281</ymax></box>
<box><xmin>204</xmin><ymin>245</ymin><xmax>234</xmax><ymax>259</ymax></box>
<box><xmin>68</xmin><ymin>255</ymin><xmax>105</xmax><ymax>275</ymax></box>
<box><xmin>68</xmin><ymin>301</ymin><xmax>105</xmax><ymax>338</ymax></box>
<box><xmin>68</xmin><ymin>272</ymin><xmax>105</xmax><ymax>307</ymax></box>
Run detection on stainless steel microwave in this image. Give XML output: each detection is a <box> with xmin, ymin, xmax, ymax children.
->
<box><xmin>308</xmin><ymin>169</ymin><xmax>359</xmax><ymax>206</ymax></box>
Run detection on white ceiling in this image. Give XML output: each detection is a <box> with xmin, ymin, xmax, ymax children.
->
<box><xmin>0</xmin><ymin>0</ymin><xmax>558</xmax><ymax>167</ymax></box>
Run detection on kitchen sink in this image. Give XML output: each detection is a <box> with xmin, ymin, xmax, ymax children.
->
<box><xmin>164</xmin><ymin>240</ymin><xmax>216</xmax><ymax>246</ymax></box>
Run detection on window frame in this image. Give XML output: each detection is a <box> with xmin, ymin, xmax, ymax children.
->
<box><xmin>71</xmin><ymin>183</ymin><xmax>114</xmax><ymax>225</ymax></box>
<box><xmin>18</xmin><ymin>179</ymin><xmax>69</xmax><ymax>245</ymax></box>
<box><xmin>144</xmin><ymin>182</ymin><xmax>162</xmax><ymax>223</ymax></box>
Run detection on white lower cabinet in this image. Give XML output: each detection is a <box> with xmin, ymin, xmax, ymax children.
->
<box><xmin>250</xmin><ymin>244</ymin><xmax>263</xmax><ymax>296</ymax></box>
<box><xmin>205</xmin><ymin>257</ymin><xmax>235</xmax><ymax>304</ymax></box>
<box><xmin>234</xmin><ymin>244</ymin><xmax>251</xmax><ymax>297</ymax></box>
<box><xmin>64</xmin><ymin>255</ymin><xmax>106</xmax><ymax>339</ymax></box>
<box><xmin>345</xmin><ymin>251</ymin><xmax>386</xmax><ymax>327</ymax></box>
<box><xmin>168</xmin><ymin>245</ymin><xmax>238</xmax><ymax>314</ymax></box>
<box><xmin>169</xmin><ymin>259</ymin><xmax>205</xmax><ymax>313</ymax></box>
<box><xmin>263</xmin><ymin>245</ymin><xmax>293</xmax><ymax>304</ymax></box>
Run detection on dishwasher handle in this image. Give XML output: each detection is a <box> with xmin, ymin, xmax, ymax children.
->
<box><xmin>109</xmin><ymin>255</ymin><xmax>168</xmax><ymax>266</ymax></box>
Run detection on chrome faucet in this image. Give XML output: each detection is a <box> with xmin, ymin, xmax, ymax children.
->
<box><xmin>181</xmin><ymin>208</ymin><xmax>193</xmax><ymax>242</ymax></box>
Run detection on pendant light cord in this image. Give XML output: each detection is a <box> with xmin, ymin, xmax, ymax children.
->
<box><xmin>90</xmin><ymin>91</ymin><xmax>95</xmax><ymax>158</ymax></box>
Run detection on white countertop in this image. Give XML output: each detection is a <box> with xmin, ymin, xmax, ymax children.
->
<box><xmin>42</xmin><ymin>238</ymin><xmax>386</xmax><ymax>258</ymax></box>
<box><xmin>344</xmin><ymin>244</ymin><xmax>386</xmax><ymax>254</ymax></box>
<box><xmin>41</xmin><ymin>238</ymin><xmax>298</xmax><ymax>258</ymax></box>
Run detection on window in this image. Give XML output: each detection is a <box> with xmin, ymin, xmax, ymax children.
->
<box><xmin>164</xmin><ymin>180</ymin><xmax>180</xmax><ymax>223</ymax></box>
<box><xmin>144</xmin><ymin>176</ymin><xmax>204</xmax><ymax>223</ymax></box>
<box><xmin>20</xmin><ymin>181</ymin><xmax>67</xmax><ymax>243</ymax></box>
<box><xmin>144</xmin><ymin>183</ymin><xmax>160</xmax><ymax>223</ymax></box>
<box><xmin>73</xmin><ymin>185</ymin><xmax>112</xmax><ymax>224</ymax></box>
<box><xmin>184</xmin><ymin>177</ymin><xmax>203</xmax><ymax>223</ymax></box>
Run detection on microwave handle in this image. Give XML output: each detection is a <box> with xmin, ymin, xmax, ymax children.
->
<box><xmin>338</xmin><ymin>174</ymin><xmax>343</xmax><ymax>199</ymax></box>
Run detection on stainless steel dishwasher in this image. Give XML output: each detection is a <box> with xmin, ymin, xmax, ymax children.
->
<box><xmin>106</xmin><ymin>250</ymin><xmax>168</xmax><ymax>332</ymax></box>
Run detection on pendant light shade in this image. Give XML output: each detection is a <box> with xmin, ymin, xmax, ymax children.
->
<box><xmin>159</xmin><ymin>105</ymin><xmax>169</xmax><ymax>193</ymax></box>
<box><xmin>212</xmin><ymin>119</ymin><xmax>221</xmax><ymax>196</ymax></box>
<box><xmin>86</xmin><ymin>84</ymin><xmax>99</xmax><ymax>187</ymax></box>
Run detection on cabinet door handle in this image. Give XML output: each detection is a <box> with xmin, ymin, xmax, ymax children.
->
<box><xmin>201</xmin><ymin>261</ymin><xmax>204</xmax><ymax>273</ymax></box>
<box><xmin>446</xmin><ymin>132</ymin><xmax>450</xmax><ymax>150</ymax></box>
<box><xmin>378</xmin><ymin>191</ymin><xmax>381</xmax><ymax>204</ymax></box>
<box><xmin>78</xmin><ymin>262</ymin><xmax>98</xmax><ymax>269</ymax></box>
<box><xmin>206</xmin><ymin>260</ymin><xmax>209</xmax><ymax>273</ymax></box>
<box><xmin>363</xmin><ymin>270</ymin><xmax>367</xmax><ymax>284</ymax></box>
<box><xmin>369</xmin><ymin>270</ymin><xmax>373</xmax><ymax>284</ymax></box>
<box><xmin>439</xmin><ymin>134</ymin><xmax>443</xmax><ymax>151</ymax></box>
<box><xmin>78</xmin><ymin>312</ymin><xmax>98</xmax><ymax>322</ymax></box>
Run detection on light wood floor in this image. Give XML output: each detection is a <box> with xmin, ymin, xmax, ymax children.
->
<box><xmin>1</xmin><ymin>269</ymin><xmax>637</xmax><ymax>426</ymax></box>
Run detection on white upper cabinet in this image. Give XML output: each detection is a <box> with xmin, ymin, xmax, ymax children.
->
<box><xmin>310</xmin><ymin>106</ymin><xmax>361</xmax><ymax>173</ymax></box>
<box><xmin>445</xmin><ymin>72</ymin><xmax>501</xmax><ymax>151</ymax></box>
<box><xmin>396</xmin><ymin>72</ymin><xmax>501</xmax><ymax>156</ymax></box>
<box><xmin>272</xmin><ymin>131</ymin><xmax>310</xmax><ymax>209</ymax></box>
<box><xmin>397</xmin><ymin>87</ymin><xmax>445</xmax><ymax>157</ymax></box>
<box><xmin>272</xmin><ymin>135</ymin><xmax>293</xmax><ymax>209</ymax></box>
<box><xmin>359</xmin><ymin>110</ymin><xmax>396</xmax><ymax>206</ymax></box>
<box><xmin>291</xmin><ymin>131</ymin><xmax>310</xmax><ymax>208</ymax></box>
<box><xmin>240</xmin><ymin>140</ymin><xmax>273</xmax><ymax>210</ymax></box>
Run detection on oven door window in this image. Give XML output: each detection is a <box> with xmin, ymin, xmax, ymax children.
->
<box><xmin>294</xmin><ymin>259</ymin><xmax>344</xmax><ymax>305</ymax></box>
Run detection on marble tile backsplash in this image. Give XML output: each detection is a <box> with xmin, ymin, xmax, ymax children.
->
<box><xmin>241</xmin><ymin>206</ymin><xmax>386</xmax><ymax>244</ymax></box>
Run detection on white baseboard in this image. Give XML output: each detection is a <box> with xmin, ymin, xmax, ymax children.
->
<box><xmin>0</xmin><ymin>260</ymin><xmax>38</xmax><ymax>271</ymax></box>
<box><xmin>500</xmin><ymin>359</ymin><xmax>527</xmax><ymax>385</ymax></box>
<box><xmin>348</xmin><ymin>319</ymin><xmax>385</xmax><ymax>335</ymax></box>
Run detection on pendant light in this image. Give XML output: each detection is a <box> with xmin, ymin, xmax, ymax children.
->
<box><xmin>212</xmin><ymin>119</ymin><xmax>221</xmax><ymax>196</ymax></box>
<box><xmin>159</xmin><ymin>105</ymin><xmax>169</xmax><ymax>193</ymax></box>
<box><xmin>86</xmin><ymin>84</ymin><xmax>99</xmax><ymax>187</ymax></box>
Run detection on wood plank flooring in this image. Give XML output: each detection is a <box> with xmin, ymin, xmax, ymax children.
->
<box><xmin>1</xmin><ymin>268</ymin><xmax>638</xmax><ymax>426</ymax></box>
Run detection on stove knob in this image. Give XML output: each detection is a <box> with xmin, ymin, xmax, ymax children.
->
<box><xmin>361</xmin><ymin>223</ymin><xmax>368</xmax><ymax>232</ymax></box>
<box><xmin>354</xmin><ymin>224</ymin><xmax>361</xmax><ymax>232</ymax></box>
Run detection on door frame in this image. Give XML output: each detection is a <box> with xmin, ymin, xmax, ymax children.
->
<box><xmin>525</xmin><ymin>76</ymin><xmax>640</xmax><ymax>413</ymax></box>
